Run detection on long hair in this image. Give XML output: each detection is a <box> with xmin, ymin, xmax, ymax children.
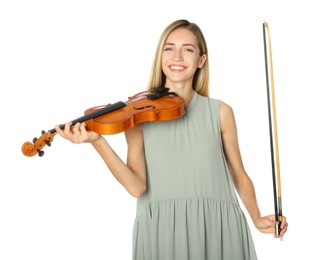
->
<box><xmin>146</xmin><ymin>19</ymin><xmax>210</xmax><ymax>97</ymax></box>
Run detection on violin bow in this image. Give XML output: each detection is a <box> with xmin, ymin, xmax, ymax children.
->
<box><xmin>262</xmin><ymin>21</ymin><xmax>283</xmax><ymax>238</ymax></box>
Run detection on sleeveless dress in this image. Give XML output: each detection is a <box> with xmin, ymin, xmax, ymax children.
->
<box><xmin>132</xmin><ymin>92</ymin><xmax>257</xmax><ymax>260</ymax></box>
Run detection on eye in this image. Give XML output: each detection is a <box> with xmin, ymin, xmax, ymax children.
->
<box><xmin>163</xmin><ymin>47</ymin><xmax>173</xmax><ymax>52</ymax></box>
<box><xmin>184</xmin><ymin>47</ymin><xmax>195</xmax><ymax>53</ymax></box>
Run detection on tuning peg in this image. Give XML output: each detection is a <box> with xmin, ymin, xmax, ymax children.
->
<box><xmin>45</xmin><ymin>140</ymin><xmax>51</xmax><ymax>147</ymax></box>
<box><xmin>37</xmin><ymin>150</ymin><xmax>44</xmax><ymax>157</ymax></box>
<box><xmin>32</xmin><ymin>137</ymin><xmax>37</xmax><ymax>143</ymax></box>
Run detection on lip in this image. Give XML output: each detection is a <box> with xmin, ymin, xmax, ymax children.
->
<box><xmin>169</xmin><ymin>65</ymin><xmax>186</xmax><ymax>72</ymax></box>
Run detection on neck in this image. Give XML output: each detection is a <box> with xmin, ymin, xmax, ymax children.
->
<box><xmin>167</xmin><ymin>84</ymin><xmax>195</xmax><ymax>106</ymax></box>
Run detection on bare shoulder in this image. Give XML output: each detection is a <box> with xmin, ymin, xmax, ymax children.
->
<box><xmin>219</xmin><ymin>100</ymin><xmax>233</xmax><ymax>114</ymax></box>
<box><xmin>219</xmin><ymin>100</ymin><xmax>236</xmax><ymax>133</ymax></box>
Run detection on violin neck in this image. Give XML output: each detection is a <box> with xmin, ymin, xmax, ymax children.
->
<box><xmin>50</xmin><ymin>101</ymin><xmax>126</xmax><ymax>133</ymax></box>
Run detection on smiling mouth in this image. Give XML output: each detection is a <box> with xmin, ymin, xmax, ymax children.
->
<box><xmin>169</xmin><ymin>65</ymin><xmax>186</xmax><ymax>71</ymax></box>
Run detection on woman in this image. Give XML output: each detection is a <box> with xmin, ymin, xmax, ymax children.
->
<box><xmin>56</xmin><ymin>19</ymin><xmax>287</xmax><ymax>260</ymax></box>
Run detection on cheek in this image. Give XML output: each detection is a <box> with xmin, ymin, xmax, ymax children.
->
<box><xmin>161</xmin><ymin>53</ymin><xmax>170</xmax><ymax>64</ymax></box>
<box><xmin>188</xmin><ymin>58</ymin><xmax>201</xmax><ymax>70</ymax></box>
<box><xmin>161</xmin><ymin>56</ymin><xmax>169</xmax><ymax>70</ymax></box>
<box><xmin>161</xmin><ymin>63</ymin><xmax>170</xmax><ymax>77</ymax></box>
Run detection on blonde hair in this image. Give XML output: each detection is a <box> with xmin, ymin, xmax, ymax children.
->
<box><xmin>146</xmin><ymin>19</ymin><xmax>209</xmax><ymax>97</ymax></box>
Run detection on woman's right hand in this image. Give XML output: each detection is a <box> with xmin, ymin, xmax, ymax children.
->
<box><xmin>55</xmin><ymin>122</ymin><xmax>101</xmax><ymax>144</ymax></box>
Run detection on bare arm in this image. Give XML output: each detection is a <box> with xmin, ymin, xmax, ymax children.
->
<box><xmin>91</xmin><ymin>124</ymin><xmax>146</xmax><ymax>197</ymax></box>
<box><xmin>55</xmin><ymin>122</ymin><xmax>146</xmax><ymax>197</ymax></box>
<box><xmin>219</xmin><ymin>101</ymin><xmax>261</xmax><ymax>222</ymax></box>
<box><xmin>219</xmin><ymin>101</ymin><xmax>287</xmax><ymax>237</ymax></box>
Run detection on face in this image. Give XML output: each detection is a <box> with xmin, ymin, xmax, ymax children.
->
<box><xmin>162</xmin><ymin>28</ymin><xmax>206</xmax><ymax>89</ymax></box>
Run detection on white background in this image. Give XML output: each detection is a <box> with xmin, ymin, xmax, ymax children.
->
<box><xmin>1</xmin><ymin>0</ymin><xmax>313</xmax><ymax>259</ymax></box>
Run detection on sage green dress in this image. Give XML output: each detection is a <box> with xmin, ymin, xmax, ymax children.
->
<box><xmin>132</xmin><ymin>92</ymin><xmax>257</xmax><ymax>260</ymax></box>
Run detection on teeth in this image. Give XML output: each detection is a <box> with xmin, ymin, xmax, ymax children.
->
<box><xmin>170</xmin><ymin>65</ymin><xmax>184</xmax><ymax>71</ymax></box>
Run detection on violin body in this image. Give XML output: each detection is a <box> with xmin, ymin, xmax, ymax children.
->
<box><xmin>84</xmin><ymin>91</ymin><xmax>185</xmax><ymax>135</ymax></box>
<box><xmin>22</xmin><ymin>89</ymin><xmax>185</xmax><ymax>157</ymax></box>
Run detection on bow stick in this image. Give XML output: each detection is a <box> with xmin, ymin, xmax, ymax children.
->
<box><xmin>262</xmin><ymin>21</ymin><xmax>283</xmax><ymax>238</ymax></box>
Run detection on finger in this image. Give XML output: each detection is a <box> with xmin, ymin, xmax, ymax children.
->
<box><xmin>267</xmin><ymin>215</ymin><xmax>276</xmax><ymax>221</ymax></box>
<box><xmin>72</xmin><ymin>123</ymin><xmax>82</xmax><ymax>135</ymax></box>
<box><xmin>63</xmin><ymin>122</ymin><xmax>73</xmax><ymax>135</ymax></box>
<box><xmin>79</xmin><ymin>122</ymin><xmax>88</xmax><ymax>134</ymax></box>
<box><xmin>280</xmin><ymin>216</ymin><xmax>287</xmax><ymax>226</ymax></box>
<box><xmin>280</xmin><ymin>221</ymin><xmax>288</xmax><ymax>235</ymax></box>
<box><xmin>78</xmin><ymin>123</ymin><xmax>91</xmax><ymax>142</ymax></box>
<box><xmin>55</xmin><ymin>124</ymin><xmax>66</xmax><ymax>137</ymax></box>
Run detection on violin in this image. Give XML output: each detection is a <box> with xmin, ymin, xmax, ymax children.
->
<box><xmin>22</xmin><ymin>87</ymin><xmax>185</xmax><ymax>157</ymax></box>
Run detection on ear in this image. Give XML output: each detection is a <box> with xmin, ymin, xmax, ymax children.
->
<box><xmin>198</xmin><ymin>54</ymin><xmax>207</xmax><ymax>68</ymax></box>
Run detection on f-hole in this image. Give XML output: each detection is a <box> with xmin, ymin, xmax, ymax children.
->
<box><xmin>133</xmin><ymin>105</ymin><xmax>155</xmax><ymax>110</ymax></box>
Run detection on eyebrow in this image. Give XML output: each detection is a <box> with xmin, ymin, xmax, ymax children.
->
<box><xmin>164</xmin><ymin>43</ymin><xmax>196</xmax><ymax>48</ymax></box>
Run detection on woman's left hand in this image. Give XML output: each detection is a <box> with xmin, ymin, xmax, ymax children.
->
<box><xmin>254</xmin><ymin>215</ymin><xmax>288</xmax><ymax>238</ymax></box>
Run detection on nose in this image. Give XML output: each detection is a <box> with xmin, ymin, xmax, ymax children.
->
<box><xmin>173</xmin><ymin>49</ymin><xmax>183</xmax><ymax>61</ymax></box>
